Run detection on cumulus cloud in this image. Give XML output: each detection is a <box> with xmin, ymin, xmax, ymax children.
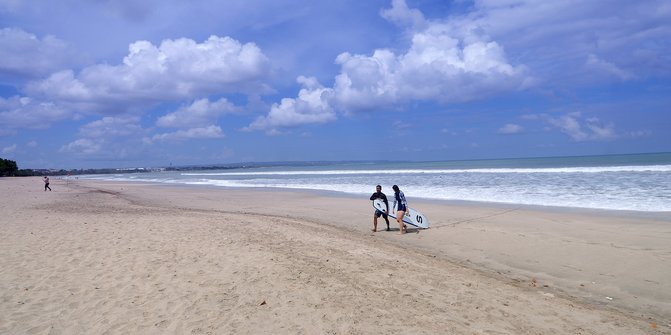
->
<box><xmin>448</xmin><ymin>1</ymin><xmax>671</xmax><ymax>82</ymax></box>
<box><xmin>65</xmin><ymin>119</ymin><xmax>221</xmax><ymax>160</ymax></box>
<box><xmin>59</xmin><ymin>116</ymin><xmax>154</xmax><ymax>160</ymax></box>
<box><xmin>58</xmin><ymin>116</ymin><xmax>146</xmax><ymax>157</ymax></box>
<box><xmin>245</xmin><ymin>76</ymin><xmax>336</xmax><ymax>134</ymax></box>
<box><xmin>152</xmin><ymin>125</ymin><xmax>225</xmax><ymax>142</ymax></box>
<box><xmin>60</xmin><ymin>138</ymin><xmax>103</xmax><ymax>155</ymax></box>
<box><xmin>0</xmin><ymin>95</ymin><xmax>76</xmax><ymax>132</ymax></box>
<box><xmin>380</xmin><ymin>0</ymin><xmax>426</xmax><ymax>29</ymax></box>
<box><xmin>156</xmin><ymin>98</ymin><xmax>241</xmax><ymax>129</ymax></box>
<box><xmin>0</xmin><ymin>28</ymin><xmax>76</xmax><ymax>79</ymax></box>
<box><xmin>78</xmin><ymin>116</ymin><xmax>144</xmax><ymax>138</ymax></box>
<box><xmin>332</xmin><ymin>25</ymin><xmax>529</xmax><ymax>111</ymax></box>
<box><xmin>248</xmin><ymin>2</ymin><xmax>530</xmax><ymax>133</ymax></box>
<box><xmin>533</xmin><ymin>112</ymin><xmax>616</xmax><ymax>141</ymax></box>
<box><xmin>584</xmin><ymin>117</ymin><xmax>616</xmax><ymax>140</ymax></box>
<box><xmin>26</xmin><ymin>35</ymin><xmax>271</xmax><ymax>113</ymax></box>
<box><xmin>497</xmin><ymin>123</ymin><xmax>523</xmax><ymax>134</ymax></box>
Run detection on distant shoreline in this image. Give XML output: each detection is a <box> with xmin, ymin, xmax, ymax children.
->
<box><xmin>82</xmin><ymin>177</ymin><xmax>671</xmax><ymax>221</ymax></box>
<box><xmin>17</xmin><ymin>151</ymin><xmax>671</xmax><ymax>172</ymax></box>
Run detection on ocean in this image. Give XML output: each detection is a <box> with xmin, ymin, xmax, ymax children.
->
<box><xmin>78</xmin><ymin>153</ymin><xmax>671</xmax><ymax>212</ymax></box>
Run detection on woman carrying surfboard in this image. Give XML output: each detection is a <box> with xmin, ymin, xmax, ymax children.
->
<box><xmin>392</xmin><ymin>185</ymin><xmax>408</xmax><ymax>234</ymax></box>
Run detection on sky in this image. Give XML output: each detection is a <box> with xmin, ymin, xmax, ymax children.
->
<box><xmin>1</xmin><ymin>0</ymin><xmax>670</xmax><ymax>169</ymax></box>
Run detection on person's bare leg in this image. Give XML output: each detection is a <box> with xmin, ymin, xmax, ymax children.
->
<box><xmin>372</xmin><ymin>215</ymin><xmax>378</xmax><ymax>232</ymax></box>
<box><xmin>396</xmin><ymin>211</ymin><xmax>405</xmax><ymax>234</ymax></box>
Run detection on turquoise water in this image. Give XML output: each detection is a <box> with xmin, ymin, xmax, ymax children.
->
<box><xmin>80</xmin><ymin>153</ymin><xmax>671</xmax><ymax>212</ymax></box>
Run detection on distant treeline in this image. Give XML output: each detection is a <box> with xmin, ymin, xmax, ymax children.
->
<box><xmin>0</xmin><ymin>158</ymin><xmax>19</xmax><ymax>176</ymax></box>
<box><xmin>0</xmin><ymin>157</ymin><xmax>151</xmax><ymax>177</ymax></box>
<box><xmin>1</xmin><ymin>157</ymin><xmax>377</xmax><ymax>177</ymax></box>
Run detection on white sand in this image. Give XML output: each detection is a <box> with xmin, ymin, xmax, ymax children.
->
<box><xmin>0</xmin><ymin>177</ymin><xmax>669</xmax><ymax>334</ymax></box>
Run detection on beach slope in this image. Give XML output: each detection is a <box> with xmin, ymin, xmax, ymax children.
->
<box><xmin>0</xmin><ymin>177</ymin><xmax>668</xmax><ymax>334</ymax></box>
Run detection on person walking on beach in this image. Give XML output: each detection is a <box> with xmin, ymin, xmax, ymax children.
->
<box><xmin>369</xmin><ymin>185</ymin><xmax>390</xmax><ymax>232</ymax></box>
<box><xmin>43</xmin><ymin>176</ymin><xmax>51</xmax><ymax>191</ymax></box>
<box><xmin>392</xmin><ymin>185</ymin><xmax>408</xmax><ymax>234</ymax></box>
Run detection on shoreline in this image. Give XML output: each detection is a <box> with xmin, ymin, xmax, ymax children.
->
<box><xmin>1</xmin><ymin>177</ymin><xmax>669</xmax><ymax>334</ymax></box>
<box><xmin>77</xmin><ymin>176</ymin><xmax>671</xmax><ymax>220</ymax></box>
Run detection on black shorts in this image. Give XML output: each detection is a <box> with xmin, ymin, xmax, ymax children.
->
<box><xmin>374</xmin><ymin>210</ymin><xmax>388</xmax><ymax>218</ymax></box>
<box><xmin>397</xmin><ymin>204</ymin><xmax>407</xmax><ymax>212</ymax></box>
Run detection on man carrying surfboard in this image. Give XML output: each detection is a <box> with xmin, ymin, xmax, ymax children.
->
<box><xmin>392</xmin><ymin>185</ymin><xmax>408</xmax><ymax>234</ymax></box>
<box><xmin>369</xmin><ymin>185</ymin><xmax>390</xmax><ymax>232</ymax></box>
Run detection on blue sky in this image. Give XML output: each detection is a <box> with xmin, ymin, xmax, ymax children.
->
<box><xmin>1</xmin><ymin>0</ymin><xmax>670</xmax><ymax>169</ymax></box>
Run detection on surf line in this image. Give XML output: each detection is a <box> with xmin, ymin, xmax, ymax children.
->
<box><xmin>432</xmin><ymin>207</ymin><xmax>521</xmax><ymax>229</ymax></box>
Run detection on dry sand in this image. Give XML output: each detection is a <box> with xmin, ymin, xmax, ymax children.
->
<box><xmin>0</xmin><ymin>177</ymin><xmax>669</xmax><ymax>334</ymax></box>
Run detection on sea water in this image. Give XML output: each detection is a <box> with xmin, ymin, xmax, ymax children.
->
<box><xmin>79</xmin><ymin>153</ymin><xmax>671</xmax><ymax>212</ymax></box>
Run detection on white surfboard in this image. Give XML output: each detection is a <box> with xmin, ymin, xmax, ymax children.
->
<box><xmin>373</xmin><ymin>198</ymin><xmax>429</xmax><ymax>229</ymax></box>
<box><xmin>372</xmin><ymin>198</ymin><xmax>389</xmax><ymax>216</ymax></box>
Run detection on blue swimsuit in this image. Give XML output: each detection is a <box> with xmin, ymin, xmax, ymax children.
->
<box><xmin>394</xmin><ymin>191</ymin><xmax>408</xmax><ymax>212</ymax></box>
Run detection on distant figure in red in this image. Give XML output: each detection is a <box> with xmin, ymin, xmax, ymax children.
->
<box><xmin>43</xmin><ymin>176</ymin><xmax>51</xmax><ymax>191</ymax></box>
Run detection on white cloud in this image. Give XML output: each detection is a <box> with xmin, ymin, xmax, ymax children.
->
<box><xmin>26</xmin><ymin>140</ymin><xmax>38</xmax><ymax>148</ymax></box>
<box><xmin>60</xmin><ymin>138</ymin><xmax>103</xmax><ymax>155</ymax></box>
<box><xmin>152</xmin><ymin>125</ymin><xmax>225</xmax><ymax>142</ymax></box>
<box><xmin>26</xmin><ymin>35</ymin><xmax>270</xmax><ymax>113</ymax></box>
<box><xmin>497</xmin><ymin>123</ymin><xmax>523</xmax><ymax>134</ymax></box>
<box><xmin>440</xmin><ymin>128</ymin><xmax>458</xmax><ymax>136</ymax></box>
<box><xmin>79</xmin><ymin>116</ymin><xmax>144</xmax><ymax>138</ymax></box>
<box><xmin>0</xmin><ymin>95</ymin><xmax>76</xmax><ymax>131</ymax></box>
<box><xmin>448</xmin><ymin>1</ymin><xmax>671</xmax><ymax>82</ymax></box>
<box><xmin>0</xmin><ymin>28</ymin><xmax>75</xmax><ymax>78</ymax></box>
<box><xmin>332</xmin><ymin>24</ymin><xmax>530</xmax><ymax>111</ymax></box>
<box><xmin>156</xmin><ymin>98</ymin><xmax>241</xmax><ymax>128</ymax></box>
<box><xmin>392</xmin><ymin>120</ymin><xmax>411</xmax><ymax>130</ymax></box>
<box><xmin>545</xmin><ymin>112</ymin><xmax>587</xmax><ymax>141</ymax></box>
<box><xmin>584</xmin><ymin>117</ymin><xmax>616</xmax><ymax>140</ymax></box>
<box><xmin>586</xmin><ymin>54</ymin><xmax>634</xmax><ymax>81</ymax></box>
<box><xmin>541</xmin><ymin>112</ymin><xmax>616</xmax><ymax>141</ymax></box>
<box><xmin>627</xmin><ymin>130</ymin><xmax>652</xmax><ymax>138</ymax></box>
<box><xmin>250</xmin><ymin>3</ymin><xmax>531</xmax><ymax>133</ymax></box>
<box><xmin>380</xmin><ymin>0</ymin><xmax>426</xmax><ymax>29</ymax></box>
<box><xmin>2</xmin><ymin>144</ymin><xmax>16</xmax><ymax>154</ymax></box>
<box><xmin>245</xmin><ymin>76</ymin><xmax>336</xmax><ymax>133</ymax></box>
<box><xmin>58</xmin><ymin>116</ymin><xmax>152</xmax><ymax>160</ymax></box>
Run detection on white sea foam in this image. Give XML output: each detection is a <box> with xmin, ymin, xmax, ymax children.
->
<box><xmin>80</xmin><ymin>174</ymin><xmax>671</xmax><ymax>212</ymax></box>
<box><xmin>181</xmin><ymin>164</ymin><xmax>671</xmax><ymax>176</ymax></box>
<box><xmin>78</xmin><ymin>157</ymin><xmax>671</xmax><ymax>212</ymax></box>
<box><xmin>178</xmin><ymin>179</ymin><xmax>670</xmax><ymax>212</ymax></box>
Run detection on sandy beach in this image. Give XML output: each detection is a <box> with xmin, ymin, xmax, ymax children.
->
<box><xmin>0</xmin><ymin>177</ymin><xmax>669</xmax><ymax>334</ymax></box>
